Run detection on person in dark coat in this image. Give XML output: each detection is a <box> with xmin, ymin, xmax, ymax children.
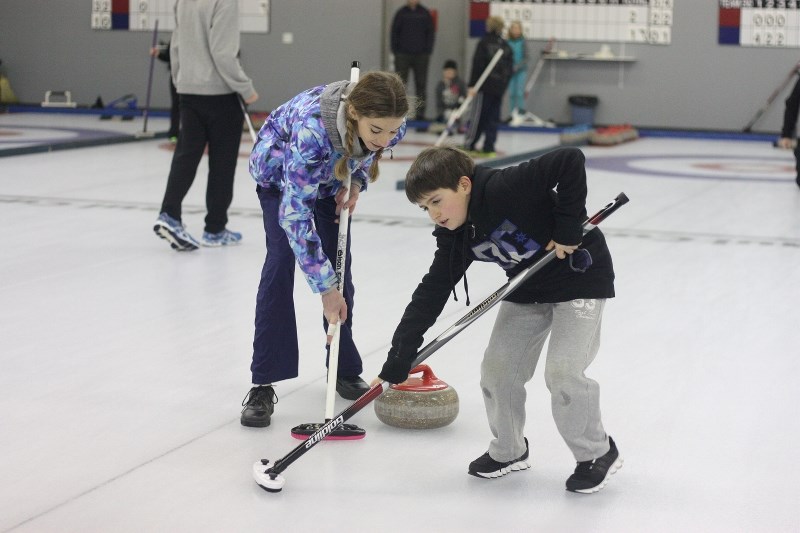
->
<box><xmin>778</xmin><ymin>73</ymin><xmax>800</xmax><ymax>190</ymax></box>
<box><xmin>464</xmin><ymin>16</ymin><xmax>513</xmax><ymax>155</ymax></box>
<box><xmin>150</xmin><ymin>40</ymin><xmax>180</xmax><ymax>141</ymax></box>
<box><xmin>391</xmin><ymin>0</ymin><xmax>436</xmax><ymax>120</ymax></box>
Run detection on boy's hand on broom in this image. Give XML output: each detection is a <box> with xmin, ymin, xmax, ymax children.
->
<box><xmin>546</xmin><ymin>240</ymin><xmax>579</xmax><ymax>259</ymax></box>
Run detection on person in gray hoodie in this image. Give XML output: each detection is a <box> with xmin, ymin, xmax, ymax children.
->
<box><xmin>153</xmin><ymin>0</ymin><xmax>259</xmax><ymax>251</ymax></box>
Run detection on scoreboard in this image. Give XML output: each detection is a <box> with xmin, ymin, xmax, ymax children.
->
<box><xmin>720</xmin><ymin>1</ymin><xmax>800</xmax><ymax>47</ymax></box>
<box><xmin>91</xmin><ymin>0</ymin><xmax>269</xmax><ymax>33</ymax></box>
<box><xmin>471</xmin><ymin>0</ymin><xmax>673</xmax><ymax>45</ymax></box>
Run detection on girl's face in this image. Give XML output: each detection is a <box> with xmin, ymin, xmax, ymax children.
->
<box><xmin>415</xmin><ymin>176</ymin><xmax>472</xmax><ymax>230</ymax></box>
<box><xmin>352</xmin><ymin>112</ymin><xmax>405</xmax><ymax>152</ymax></box>
<box><xmin>509</xmin><ymin>23</ymin><xmax>522</xmax><ymax>39</ymax></box>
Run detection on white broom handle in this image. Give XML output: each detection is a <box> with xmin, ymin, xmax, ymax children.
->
<box><xmin>434</xmin><ymin>48</ymin><xmax>504</xmax><ymax>147</ymax></box>
<box><xmin>238</xmin><ymin>95</ymin><xmax>258</xmax><ymax>144</ymax></box>
<box><xmin>325</xmin><ymin>60</ymin><xmax>360</xmax><ymax>419</ymax></box>
<box><xmin>525</xmin><ymin>37</ymin><xmax>555</xmax><ymax>95</ymax></box>
<box><xmin>141</xmin><ymin>19</ymin><xmax>159</xmax><ymax>133</ymax></box>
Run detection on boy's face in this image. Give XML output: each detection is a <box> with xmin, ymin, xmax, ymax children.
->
<box><xmin>443</xmin><ymin>67</ymin><xmax>456</xmax><ymax>81</ymax></box>
<box><xmin>416</xmin><ymin>176</ymin><xmax>472</xmax><ymax>230</ymax></box>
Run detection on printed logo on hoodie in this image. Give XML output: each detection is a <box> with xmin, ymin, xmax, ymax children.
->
<box><xmin>471</xmin><ymin>219</ymin><xmax>541</xmax><ymax>270</ymax></box>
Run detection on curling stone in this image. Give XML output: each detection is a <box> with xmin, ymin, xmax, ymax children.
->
<box><xmin>374</xmin><ymin>364</ymin><xmax>458</xmax><ymax>429</ymax></box>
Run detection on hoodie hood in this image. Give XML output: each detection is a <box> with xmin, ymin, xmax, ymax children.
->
<box><xmin>319</xmin><ymin>80</ymin><xmax>369</xmax><ymax>161</ymax></box>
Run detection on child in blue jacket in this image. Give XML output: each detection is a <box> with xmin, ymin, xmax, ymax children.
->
<box><xmin>506</xmin><ymin>20</ymin><xmax>528</xmax><ymax>123</ymax></box>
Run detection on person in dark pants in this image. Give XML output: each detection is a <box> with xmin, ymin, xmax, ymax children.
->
<box><xmin>464</xmin><ymin>16</ymin><xmax>513</xmax><ymax>156</ymax></box>
<box><xmin>151</xmin><ymin>40</ymin><xmax>180</xmax><ymax>141</ymax></box>
<box><xmin>391</xmin><ymin>0</ymin><xmax>435</xmax><ymax>120</ymax></box>
<box><xmin>374</xmin><ymin>146</ymin><xmax>621</xmax><ymax>494</ymax></box>
<box><xmin>242</xmin><ymin>72</ymin><xmax>409</xmax><ymax>428</ymax></box>
<box><xmin>778</xmin><ymin>74</ymin><xmax>800</xmax><ymax>190</ymax></box>
<box><xmin>153</xmin><ymin>0</ymin><xmax>258</xmax><ymax>251</ymax></box>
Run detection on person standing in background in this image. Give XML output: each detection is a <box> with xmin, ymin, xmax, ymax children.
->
<box><xmin>778</xmin><ymin>74</ymin><xmax>800</xmax><ymax>190</ymax></box>
<box><xmin>506</xmin><ymin>21</ymin><xmax>528</xmax><ymax>126</ymax></box>
<box><xmin>150</xmin><ymin>40</ymin><xmax>180</xmax><ymax>142</ymax></box>
<box><xmin>153</xmin><ymin>0</ymin><xmax>258</xmax><ymax>251</ymax></box>
<box><xmin>390</xmin><ymin>0</ymin><xmax>435</xmax><ymax>121</ymax></box>
<box><xmin>464</xmin><ymin>16</ymin><xmax>513</xmax><ymax>156</ymax></box>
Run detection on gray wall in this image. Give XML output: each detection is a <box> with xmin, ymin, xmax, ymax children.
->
<box><xmin>0</xmin><ymin>1</ymin><xmax>796</xmax><ymax>133</ymax></box>
<box><xmin>0</xmin><ymin>0</ymin><xmax>386</xmax><ymax>112</ymax></box>
<box><xmin>526</xmin><ymin>4</ymin><xmax>798</xmax><ymax>132</ymax></box>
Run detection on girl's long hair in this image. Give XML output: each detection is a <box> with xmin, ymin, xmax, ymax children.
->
<box><xmin>334</xmin><ymin>71</ymin><xmax>410</xmax><ymax>183</ymax></box>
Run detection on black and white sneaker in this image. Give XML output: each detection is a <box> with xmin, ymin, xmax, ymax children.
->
<box><xmin>468</xmin><ymin>438</ymin><xmax>530</xmax><ymax>479</ymax></box>
<box><xmin>566</xmin><ymin>436</ymin><xmax>623</xmax><ymax>494</ymax></box>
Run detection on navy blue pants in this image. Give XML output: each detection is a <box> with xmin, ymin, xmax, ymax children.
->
<box><xmin>251</xmin><ymin>186</ymin><xmax>362</xmax><ymax>384</ymax></box>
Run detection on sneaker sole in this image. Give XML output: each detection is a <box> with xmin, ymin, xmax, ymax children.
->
<box><xmin>336</xmin><ymin>388</ymin><xmax>370</xmax><ymax>401</ymax></box>
<box><xmin>241</xmin><ymin>416</ymin><xmax>271</xmax><ymax>428</ymax></box>
<box><xmin>153</xmin><ymin>223</ymin><xmax>198</xmax><ymax>251</ymax></box>
<box><xmin>468</xmin><ymin>459</ymin><xmax>531</xmax><ymax>479</ymax></box>
<box><xmin>200</xmin><ymin>239</ymin><xmax>242</xmax><ymax>248</ymax></box>
<box><xmin>570</xmin><ymin>456</ymin><xmax>624</xmax><ymax>494</ymax></box>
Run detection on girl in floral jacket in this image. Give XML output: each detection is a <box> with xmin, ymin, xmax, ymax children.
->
<box><xmin>241</xmin><ymin>72</ymin><xmax>409</xmax><ymax>427</ymax></box>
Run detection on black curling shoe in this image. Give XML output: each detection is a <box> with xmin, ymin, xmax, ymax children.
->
<box><xmin>336</xmin><ymin>375</ymin><xmax>370</xmax><ymax>400</ymax></box>
<box><xmin>240</xmin><ymin>386</ymin><xmax>278</xmax><ymax>427</ymax></box>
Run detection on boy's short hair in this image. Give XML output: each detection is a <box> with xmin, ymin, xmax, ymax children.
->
<box><xmin>405</xmin><ymin>147</ymin><xmax>476</xmax><ymax>203</ymax></box>
<box><xmin>443</xmin><ymin>59</ymin><xmax>458</xmax><ymax>71</ymax></box>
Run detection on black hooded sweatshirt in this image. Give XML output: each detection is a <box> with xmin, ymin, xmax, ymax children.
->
<box><xmin>379</xmin><ymin>147</ymin><xmax>615</xmax><ymax>384</ymax></box>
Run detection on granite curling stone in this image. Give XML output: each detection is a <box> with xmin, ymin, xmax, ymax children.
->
<box><xmin>374</xmin><ymin>364</ymin><xmax>459</xmax><ymax>429</ymax></box>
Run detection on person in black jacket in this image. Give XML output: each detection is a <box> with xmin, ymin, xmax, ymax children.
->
<box><xmin>150</xmin><ymin>40</ymin><xmax>180</xmax><ymax>141</ymax></box>
<box><xmin>374</xmin><ymin>146</ymin><xmax>622</xmax><ymax>494</ymax></box>
<box><xmin>778</xmin><ymin>75</ymin><xmax>800</xmax><ymax>190</ymax></box>
<box><xmin>464</xmin><ymin>16</ymin><xmax>513</xmax><ymax>155</ymax></box>
<box><xmin>391</xmin><ymin>0</ymin><xmax>435</xmax><ymax>120</ymax></box>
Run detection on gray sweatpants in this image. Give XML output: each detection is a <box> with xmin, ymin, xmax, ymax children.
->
<box><xmin>480</xmin><ymin>299</ymin><xmax>610</xmax><ymax>463</ymax></box>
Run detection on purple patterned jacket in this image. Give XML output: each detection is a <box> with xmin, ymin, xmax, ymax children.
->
<box><xmin>250</xmin><ymin>82</ymin><xmax>406</xmax><ymax>293</ymax></box>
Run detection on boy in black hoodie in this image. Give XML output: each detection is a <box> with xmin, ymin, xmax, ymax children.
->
<box><xmin>374</xmin><ymin>146</ymin><xmax>622</xmax><ymax>494</ymax></box>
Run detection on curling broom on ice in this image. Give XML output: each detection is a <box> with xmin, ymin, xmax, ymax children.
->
<box><xmin>253</xmin><ymin>192</ymin><xmax>630</xmax><ymax>493</ymax></box>
<box><xmin>290</xmin><ymin>61</ymin><xmax>366</xmax><ymax>441</ymax></box>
